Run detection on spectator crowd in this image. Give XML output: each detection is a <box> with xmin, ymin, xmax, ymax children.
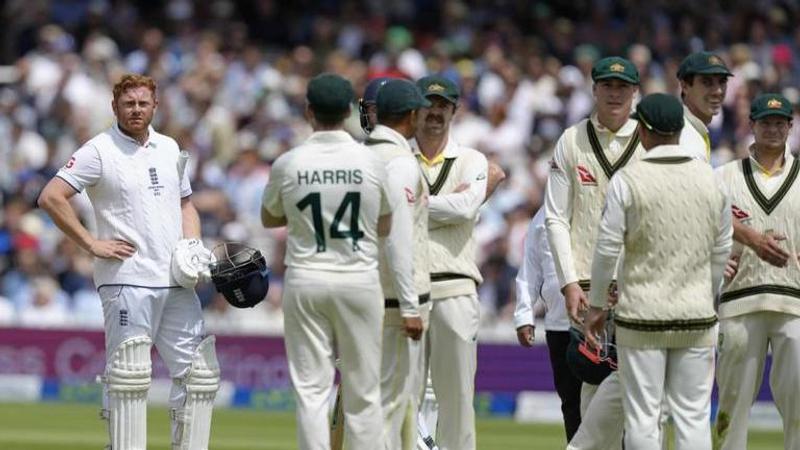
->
<box><xmin>2</xmin><ymin>0</ymin><xmax>800</xmax><ymax>341</ymax></box>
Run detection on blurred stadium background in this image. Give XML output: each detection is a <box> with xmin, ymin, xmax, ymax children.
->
<box><xmin>0</xmin><ymin>0</ymin><xmax>795</xmax><ymax>448</ymax></box>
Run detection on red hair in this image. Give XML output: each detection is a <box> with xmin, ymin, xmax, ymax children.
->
<box><xmin>112</xmin><ymin>74</ymin><xmax>157</xmax><ymax>102</ymax></box>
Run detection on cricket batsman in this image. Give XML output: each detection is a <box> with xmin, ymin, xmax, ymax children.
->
<box><xmin>38</xmin><ymin>73</ymin><xmax>218</xmax><ymax>450</ymax></box>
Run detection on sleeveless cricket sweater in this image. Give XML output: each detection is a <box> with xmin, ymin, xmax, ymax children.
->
<box><xmin>718</xmin><ymin>156</ymin><xmax>800</xmax><ymax>319</ymax></box>
<box><xmin>563</xmin><ymin>118</ymin><xmax>642</xmax><ymax>290</ymax></box>
<box><xmin>83</xmin><ymin>129</ymin><xmax>185</xmax><ymax>287</ymax></box>
<box><xmin>616</xmin><ymin>157</ymin><xmax>723</xmax><ymax>348</ymax></box>
<box><xmin>425</xmin><ymin>146</ymin><xmax>485</xmax><ymax>300</ymax></box>
<box><xmin>366</xmin><ymin>133</ymin><xmax>432</xmax><ymax>303</ymax></box>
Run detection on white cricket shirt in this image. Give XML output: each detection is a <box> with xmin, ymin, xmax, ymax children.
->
<box><xmin>514</xmin><ymin>208</ymin><xmax>570</xmax><ymax>331</ymax></box>
<box><xmin>262</xmin><ymin>130</ymin><xmax>393</xmax><ymax>272</ymax></box>
<box><xmin>56</xmin><ymin>124</ymin><xmax>192</xmax><ymax>288</ymax></box>
<box><xmin>680</xmin><ymin>105</ymin><xmax>712</xmax><ymax>163</ymax></box>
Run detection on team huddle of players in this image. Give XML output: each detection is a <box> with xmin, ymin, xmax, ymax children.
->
<box><xmin>37</xmin><ymin>48</ymin><xmax>799</xmax><ymax>450</ymax></box>
<box><xmin>262</xmin><ymin>73</ymin><xmax>505</xmax><ymax>450</ymax></box>
<box><xmin>515</xmin><ymin>51</ymin><xmax>800</xmax><ymax>450</ymax></box>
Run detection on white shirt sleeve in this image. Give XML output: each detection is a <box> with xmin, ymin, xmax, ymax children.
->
<box><xmin>713</xmin><ymin>166</ymin><xmax>730</xmax><ymax>198</ymax></box>
<box><xmin>179</xmin><ymin>153</ymin><xmax>192</xmax><ymax>198</ymax></box>
<box><xmin>589</xmin><ymin>174</ymin><xmax>630</xmax><ymax>308</ymax></box>
<box><xmin>712</xmin><ymin>188</ymin><xmax>733</xmax><ymax>296</ymax></box>
<box><xmin>377</xmin><ymin>158</ymin><xmax>395</xmax><ymax>216</ymax></box>
<box><xmin>262</xmin><ymin>158</ymin><xmax>286</xmax><ymax>217</ymax></box>
<box><xmin>383</xmin><ymin>156</ymin><xmax>419</xmax><ymax>317</ymax></box>
<box><xmin>428</xmin><ymin>151</ymin><xmax>488</xmax><ymax>224</ymax></box>
<box><xmin>55</xmin><ymin>144</ymin><xmax>102</xmax><ymax>192</ymax></box>
<box><xmin>514</xmin><ymin>218</ymin><xmax>542</xmax><ymax>328</ymax></box>
<box><xmin>544</xmin><ymin>133</ymin><xmax>577</xmax><ymax>288</ymax></box>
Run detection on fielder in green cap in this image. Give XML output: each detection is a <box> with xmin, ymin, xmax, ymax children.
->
<box><xmin>262</xmin><ymin>71</ymin><xmax>393</xmax><ymax>449</ymax></box>
<box><xmin>749</xmin><ymin>92</ymin><xmax>794</xmax><ymax>121</ymax></box>
<box><xmin>359</xmin><ymin>77</ymin><xmax>432</xmax><ymax>449</ymax></box>
<box><xmin>630</xmin><ymin>93</ymin><xmax>685</xmax><ymax>136</ymax></box>
<box><xmin>714</xmin><ymin>91</ymin><xmax>800</xmax><ymax>450</ymax></box>
<box><xmin>417</xmin><ymin>75</ymin><xmax>460</xmax><ymax>105</ymax></box>
<box><xmin>679</xmin><ymin>53</ymin><xmax>792</xmax><ymax>272</ymax></box>
<box><xmin>412</xmin><ymin>71</ymin><xmax>508</xmax><ymax>450</ymax></box>
<box><xmin>305</xmin><ymin>72</ymin><xmax>355</xmax><ymax>126</ymax></box>
<box><xmin>677</xmin><ymin>51</ymin><xmax>733</xmax><ymax>163</ymax></box>
<box><xmin>584</xmin><ymin>90</ymin><xmax>731</xmax><ymax>450</ymax></box>
<box><xmin>592</xmin><ymin>56</ymin><xmax>640</xmax><ymax>85</ymax></box>
<box><xmin>544</xmin><ymin>56</ymin><xmax>644</xmax><ymax>449</ymax></box>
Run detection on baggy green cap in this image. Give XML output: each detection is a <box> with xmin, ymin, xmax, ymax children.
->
<box><xmin>306</xmin><ymin>73</ymin><xmax>354</xmax><ymax>116</ymax></box>
<box><xmin>677</xmin><ymin>51</ymin><xmax>733</xmax><ymax>79</ymax></box>
<box><xmin>416</xmin><ymin>75</ymin><xmax>459</xmax><ymax>105</ymax></box>
<box><xmin>376</xmin><ymin>79</ymin><xmax>431</xmax><ymax>115</ymax></box>
<box><xmin>749</xmin><ymin>93</ymin><xmax>793</xmax><ymax>121</ymax></box>
<box><xmin>591</xmin><ymin>56</ymin><xmax>639</xmax><ymax>84</ymax></box>
<box><xmin>631</xmin><ymin>93</ymin><xmax>685</xmax><ymax>135</ymax></box>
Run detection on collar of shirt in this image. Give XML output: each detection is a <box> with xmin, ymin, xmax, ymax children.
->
<box><xmin>683</xmin><ymin>105</ymin><xmax>709</xmax><ymax>135</ymax></box>
<box><xmin>590</xmin><ymin>113</ymin><xmax>638</xmax><ymax>138</ymax></box>
<box><xmin>112</xmin><ymin>122</ymin><xmax>156</xmax><ymax>148</ymax></box>
<box><xmin>748</xmin><ymin>144</ymin><xmax>793</xmax><ymax>177</ymax></box>
<box><xmin>641</xmin><ymin>144</ymin><xmax>693</xmax><ymax>160</ymax></box>
<box><xmin>410</xmin><ymin>134</ymin><xmax>458</xmax><ymax>167</ymax></box>
<box><xmin>370</xmin><ymin>124</ymin><xmax>413</xmax><ymax>153</ymax></box>
<box><xmin>304</xmin><ymin>130</ymin><xmax>355</xmax><ymax>145</ymax></box>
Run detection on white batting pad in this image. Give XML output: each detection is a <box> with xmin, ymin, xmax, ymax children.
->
<box><xmin>172</xmin><ymin>335</ymin><xmax>220</xmax><ymax>450</ymax></box>
<box><xmin>102</xmin><ymin>335</ymin><xmax>152</xmax><ymax>450</ymax></box>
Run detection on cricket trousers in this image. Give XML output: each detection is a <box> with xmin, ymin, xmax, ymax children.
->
<box><xmin>618</xmin><ymin>345</ymin><xmax>715</xmax><ymax>450</ymax></box>
<box><xmin>382</xmin><ymin>303</ymin><xmax>430</xmax><ymax>450</ymax></box>
<box><xmin>567</xmin><ymin>373</ymin><xmax>623</xmax><ymax>450</ymax></box>
<box><xmin>283</xmin><ymin>268</ymin><xmax>384</xmax><ymax>450</ymax></box>
<box><xmin>716</xmin><ymin>311</ymin><xmax>800</xmax><ymax>450</ymax></box>
<box><xmin>545</xmin><ymin>330</ymin><xmax>582</xmax><ymax>442</ymax></box>
<box><xmin>425</xmin><ymin>293</ymin><xmax>480</xmax><ymax>450</ymax></box>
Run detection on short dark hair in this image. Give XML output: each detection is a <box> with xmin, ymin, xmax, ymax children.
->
<box><xmin>377</xmin><ymin>110</ymin><xmax>413</xmax><ymax>126</ymax></box>
<box><xmin>310</xmin><ymin>106</ymin><xmax>349</xmax><ymax>126</ymax></box>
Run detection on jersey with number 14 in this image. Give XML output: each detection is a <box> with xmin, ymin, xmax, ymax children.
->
<box><xmin>262</xmin><ymin>130</ymin><xmax>394</xmax><ymax>272</ymax></box>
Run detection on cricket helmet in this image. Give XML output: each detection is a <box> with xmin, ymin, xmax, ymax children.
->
<box><xmin>565</xmin><ymin>326</ymin><xmax>617</xmax><ymax>385</ymax></box>
<box><xmin>359</xmin><ymin>77</ymin><xmax>391</xmax><ymax>133</ymax></box>
<box><xmin>209</xmin><ymin>242</ymin><xmax>270</xmax><ymax>308</ymax></box>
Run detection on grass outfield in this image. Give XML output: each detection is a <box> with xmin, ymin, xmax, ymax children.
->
<box><xmin>0</xmin><ymin>402</ymin><xmax>784</xmax><ymax>449</ymax></box>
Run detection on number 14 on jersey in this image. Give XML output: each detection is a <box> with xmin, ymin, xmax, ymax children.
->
<box><xmin>296</xmin><ymin>192</ymin><xmax>364</xmax><ymax>252</ymax></box>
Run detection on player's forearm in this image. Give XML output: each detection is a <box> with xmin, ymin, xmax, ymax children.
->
<box><xmin>544</xmin><ymin>165</ymin><xmax>576</xmax><ymax>288</ymax></box>
<box><xmin>589</xmin><ymin>250</ymin><xmax>617</xmax><ymax>309</ymax></box>
<box><xmin>712</xmin><ymin>210</ymin><xmax>734</xmax><ymax>296</ymax></box>
<box><xmin>485</xmin><ymin>162</ymin><xmax>506</xmax><ymax>200</ymax></box>
<box><xmin>385</xmin><ymin>206</ymin><xmax>419</xmax><ymax>316</ymax></box>
<box><xmin>732</xmin><ymin>216</ymin><xmax>758</xmax><ymax>248</ymax></box>
<box><xmin>513</xmin><ymin>279</ymin><xmax>535</xmax><ymax>328</ymax></box>
<box><xmin>181</xmin><ymin>198</ymin><xmax>202</xmax><ymax>239</ymax></box>
<box><xmin>428</xmin><ymin>190</ymin><xmax>482</xmax><ymax>224</ymax></box>
<box><xmin>587</xmin><ymin>184</ymin><xmax>625</xmax><ymax>309</ymax></box>
<box><xmin>545</xmin><ymin>219</ymin><xmax>578</xmax><ymax>288</ymax></box>
<box><xmin>38</xmin><ymin>193</ymin><xmax>95</xmax><ymax>252</ymax></box>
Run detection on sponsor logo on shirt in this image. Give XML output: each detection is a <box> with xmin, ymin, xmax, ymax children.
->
<box><xmin>147</xmin><ymin>167</ymin><xmax>165</xmax><ymax>196</ymax></box>
<box><xmin>731</xmin><ymin>204</ymin><xmax>750</xmax><ymax>221</ymax></box>
<box><xmin>577</xmin><ymin>165</ymin><xmax>597</xmax><ymax>185</ymax></box>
